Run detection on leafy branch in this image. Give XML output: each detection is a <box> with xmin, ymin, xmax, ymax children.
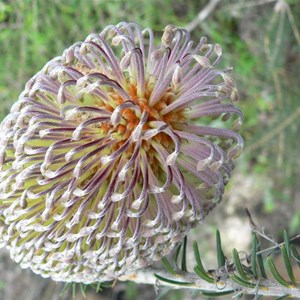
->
<box><xmin>118</xmin><ymin>211</ymin><xmax>300</xmax><ymax>299</ymax></box>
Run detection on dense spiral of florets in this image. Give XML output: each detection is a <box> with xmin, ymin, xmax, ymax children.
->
<box><xmin>0</xmin><ymin>23</ymin><xmax>243</xmax><ymax>283</ymax></box>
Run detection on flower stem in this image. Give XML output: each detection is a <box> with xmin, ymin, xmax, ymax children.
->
<box><xmin>120</xmin><ymin>267</ymin><xmax>300</xmax><ymax>297</ymax></box>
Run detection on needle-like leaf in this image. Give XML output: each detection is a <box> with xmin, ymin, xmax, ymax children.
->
<box><xmin>216</xmin><ymin>230</ymin><xmax>226</xmax><ymax>267</ymax></box>
<box><xmin>267</xmin><ymin>256</ymin><xmax>295</xmax><ymax>288</ymax></box>
<box><xmin>181</xmin><ymin>236</ymin><xmax>187</xmax><ymax>271</ymax></box>
<box><xmin>162</xmin><ymin>257</ymin><xmax>177</xmax><ymax>275</ymax></box>
<box><xmin>232</xmin><ymin>248</ymin><xmax>250</xmax><ymax>281</ymax></box>
<box><xmin>154</xmin><ymin>273</ymin><xmax>193</xmax><ymax>286</ymax></box>
<box><xmin>251</xmin><ymin>233</ymin><xmax>258</xmax><ymax>278</ymax></box>
<box><xmin>280</xmin><ymin>245</ymin><xmax>296</xmax><ymax>283</ymax></box>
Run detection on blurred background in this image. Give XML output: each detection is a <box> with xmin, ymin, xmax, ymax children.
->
<box><xmin>0</xmin><ymin>0</ymin><xmax>299</xmax><ymax>299</ymax></box>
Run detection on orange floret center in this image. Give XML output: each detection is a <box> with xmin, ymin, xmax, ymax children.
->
<box><xmin>97</xmin><ymin>80</ymin><xmax>186</xmax><ymax>159</ymax></box>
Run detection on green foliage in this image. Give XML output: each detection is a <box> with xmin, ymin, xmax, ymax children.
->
<box><xmin>216</xmin><ymin>230</ymin><xmax>226</xmax><ymax>268</ymax></box>
<box><xmin>193</xmin><ymin>241</ymin><xmax>215</xmax><ymax>284</ymax></box>
<box><xmin>154</xmin><ymin>274</ymin><xmax>193</xmax><ymax>287</ymax></box>
<box><xmin>156</xmin><ymin>229</ymin><xmax>300</xmax><ymax>298</ymax></box>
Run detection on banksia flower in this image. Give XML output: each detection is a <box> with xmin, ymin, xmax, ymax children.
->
<box><xmin>0</xmin><ymin>22</ymin><xmax>243</xmax><ymax>284</ymax></box>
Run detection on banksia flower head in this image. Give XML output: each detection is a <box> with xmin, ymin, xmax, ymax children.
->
<box><xmin>0</xmin><ymin>22</ymin><xmax>243</xmax><ymax>283</ymax></box>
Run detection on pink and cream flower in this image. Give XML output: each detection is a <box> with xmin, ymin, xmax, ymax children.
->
<box><xmin>0</xmin><ymin>23</ymin><xmax>243</xmax><ymax>283</ymax></box>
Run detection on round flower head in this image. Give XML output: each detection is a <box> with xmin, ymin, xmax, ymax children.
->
<box><xmin>0</xmin><ymin>23</ymin><xmax>243</xmax><ymax>283</ymax></box>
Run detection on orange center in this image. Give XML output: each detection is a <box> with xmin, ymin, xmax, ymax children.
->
<box><xmin>98</xmin><ymin>80</ymin><xmax>186</xmax><ymax>159</ymax></box>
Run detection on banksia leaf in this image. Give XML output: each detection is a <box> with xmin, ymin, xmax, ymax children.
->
<box><xmin>232</xmin><ymin>248</ymin><xmax>250</xmax><ymax>281</ymax></box>
<box><xmin>280</xmin><ymin>245</ymin><xmax>296</xmax><ymax>283</ymax></box>
<box><xmin>154</xmin><ymin>274</ymin><xmax>193</xmax><ymax>287</ymax></box>
<box><xmin>251</xmin><ymin>233</ymin><xmax>258</xmax><ymax>278</ymax></box>
<box><xmin>216</xmin><ymin>229</ymin><xmax>226</xmax><ymax>267</ymax></box>
<box><xmin>267</xmin><ymin>256</ymin><xmax>294</xmax><ymax>288</ymax></box>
